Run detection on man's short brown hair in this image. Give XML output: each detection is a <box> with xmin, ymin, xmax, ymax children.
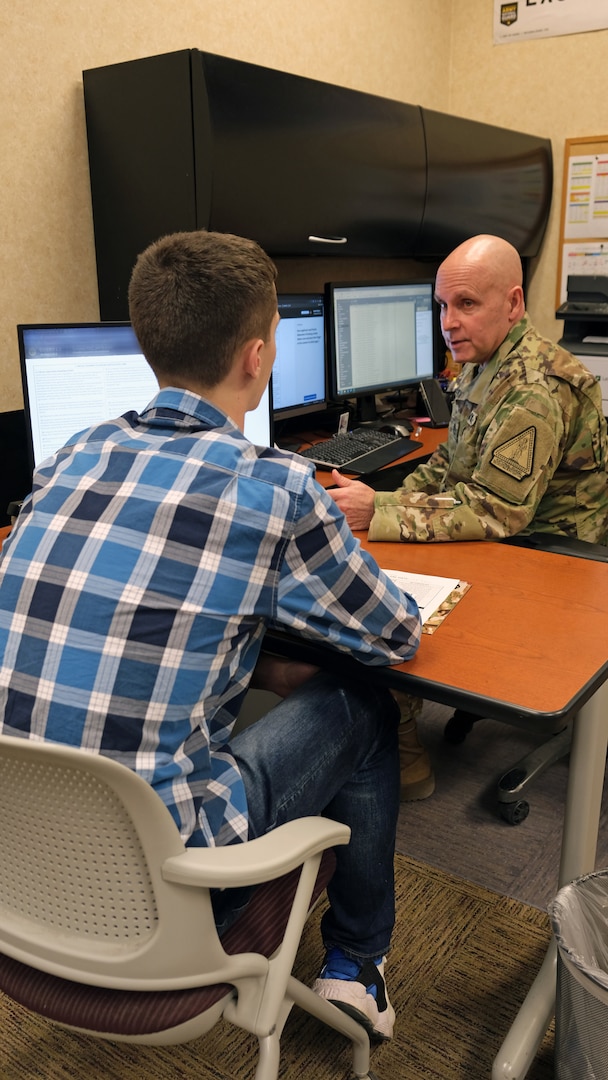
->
<box><xmin>128</xmin><ymin>230</ymin><xmax>278</xmax><ymax>387</ymax></box>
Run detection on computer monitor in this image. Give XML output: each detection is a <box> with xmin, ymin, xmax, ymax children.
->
<box><xmin>325</xmin><ymin>280</ymin><xmax>437</xmax><ymax>421</ymax></box>
<box><xmin>272</xmin><ymin>293</ymin><xmax>326</xmax><ymax>420</ymax></box>
<box><xmin>17</xmin><ymin>322</ymin><xmax>273</xmax><ymax>473</ymax></box>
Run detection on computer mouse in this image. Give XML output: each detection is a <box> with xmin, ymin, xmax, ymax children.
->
<box><xmin>379</xmin><ymin>420</ymin><xmax>413</xmax><ymax>437</ymax></box>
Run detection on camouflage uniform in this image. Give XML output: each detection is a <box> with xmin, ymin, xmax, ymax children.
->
<box><xmin>368</xmin><ymin>315</ymin><xmax>608</xmax><ymax>544</ymax></box>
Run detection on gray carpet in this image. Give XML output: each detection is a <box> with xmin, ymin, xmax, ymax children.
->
<box><xmin>397</xmin><ymin>699</ymin><xmax>608</xmax><ymax>911</ymax></box>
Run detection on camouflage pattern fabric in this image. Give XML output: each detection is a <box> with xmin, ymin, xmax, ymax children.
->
<box><xmin>368</xmin><ymin>315</ymin><xmax>608</xmax><ymax>544</ymax></box>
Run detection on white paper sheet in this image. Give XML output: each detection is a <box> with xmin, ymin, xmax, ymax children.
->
<box><xmin>384</xmin><ymin>569</ymin><xmax>461</xmax><ymax>625</ymax></box>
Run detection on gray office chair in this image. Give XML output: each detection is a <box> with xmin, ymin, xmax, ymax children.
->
<box><xmin>0</xmin><ymin>734</ymin><xmax>376</xmax><ymax>1080</ymax></box>
<box><xmin>444</xmin><ymin>532</ymin><xmax>608</xmax><ymax>825</ymax></box>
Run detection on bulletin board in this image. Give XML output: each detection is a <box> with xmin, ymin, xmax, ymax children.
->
<box><xmin>556</xmin><ymin>135</ymin><xmax>608</xmax><ymax>309</ymax></box>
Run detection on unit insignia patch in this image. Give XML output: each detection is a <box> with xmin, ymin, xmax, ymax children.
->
<box><xmin>491</xmin><ymin>426</ymin><xmax>535</xmax><ymax>480</ymax></box>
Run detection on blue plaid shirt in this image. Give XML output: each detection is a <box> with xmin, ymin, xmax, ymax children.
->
<box><xmin>0</xmin><ymin>389</ymin><xmax>421</xmax><ymax>846</ymax></box>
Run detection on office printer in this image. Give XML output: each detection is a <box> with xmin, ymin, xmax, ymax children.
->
<box><xmin>557</xmin><ymin>275</ymin><xmax>608</xmax><ymax>416</ymax></box>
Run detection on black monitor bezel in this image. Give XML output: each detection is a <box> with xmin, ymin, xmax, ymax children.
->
<box><xmin>324</xmin><ymin>278</ymin><xmax>440</xmax><ymax>407</ymax></box>
<box><xmin>272</xmin><ymin>292</ymin><xmax>327</xmax><ymax>422</ymax></box>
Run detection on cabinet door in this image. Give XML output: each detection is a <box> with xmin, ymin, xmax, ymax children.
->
<box><xmin>84</xmin><ymin>50</ymin><xmax>199</xmax><ymax>321</ymax></box>
<box><xmin>195</xmin><ymin>52</ymin><xmax>427</xmax><ymax>257</ymax></box>
<box><xmin>84</xmin><ymin>50</ymin><xmax>553</xmax><ymax>321</ymax></box>
<box><xmin>417</xmin><ymin>108</ymin><xmax>553</xmax><ymax>258</ymax></box>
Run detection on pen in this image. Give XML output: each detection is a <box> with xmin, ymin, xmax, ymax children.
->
<box><xmin>426</xmin><ymin>496</ymin><xmax>461</xmax><ymax>508</ymax></box>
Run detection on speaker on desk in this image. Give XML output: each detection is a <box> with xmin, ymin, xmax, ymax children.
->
<box><xmin>418</xmin><ymin>379</ymin><xmax>451</xmax><ymax>427</ymax></box>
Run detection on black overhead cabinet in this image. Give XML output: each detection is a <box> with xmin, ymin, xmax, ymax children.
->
<box><xmin>419</xmin><ymin>107</ymin><xmax>552</xmax><ymax>258</ymax></box>
<box><xmin>83</xmin><ymin>49</ymin><xmax>552</xmax><ymax>320</ymax></box>
<box><xmin>190</xmin><ymin>52</ymin><xmax>427</xmax><ymax>257</ymax></box>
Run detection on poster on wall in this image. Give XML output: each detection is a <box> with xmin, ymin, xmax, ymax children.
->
<box><xmin>494</xmin><ymin>0</ymin><xmax>608</xmax><ymax>45</ymax></box>
<box><xmin>556</xmin><ymin>137</ymin><xmax>608</xmax><ymax>311</ymax></box>
<box><xmin>564</xmin><ymin>155</ymin><xmax>608</xmax><ymax>240</ymax></box>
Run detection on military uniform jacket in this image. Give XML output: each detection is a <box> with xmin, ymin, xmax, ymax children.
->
<box><xmin>369</xmin><ymin>315</ymin><xmax>608</xmax><ymax>543</ymax></box>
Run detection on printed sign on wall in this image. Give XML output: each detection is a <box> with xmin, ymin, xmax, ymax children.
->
<box><xmin>494</xmin><ymin>0</ymin><xmax>608</xmax><ymax>45</ymax></box>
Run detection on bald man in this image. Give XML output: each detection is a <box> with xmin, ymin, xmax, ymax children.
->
<box><xmin>329</xmin><ymin>234</ymin><xmax>608</xmax><ymax>544</ymax></box>
<box><xmin>329</xmin><ymin>234</ymin><xmax>608</xmax><ymax>801</ymax></box>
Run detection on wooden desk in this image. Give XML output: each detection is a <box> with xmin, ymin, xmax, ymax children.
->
<box><xmin>269</xmin><ymin>442</ymin><xmax>608</xmax><ymax>1078</ymax></box>
<box><xmin>356</xmin><ymin>539</ymin><xmax>608</xmax><ymax>725</ymax></box>
<box><xmin>377</xmin><ymin>541</ymin><xmax>608</xmax><ymax>1079</ymax></box>
<box><xmin>295</xmin><ymin>425</ymin><xmax>608</xmax><ymax>725</ymax></box>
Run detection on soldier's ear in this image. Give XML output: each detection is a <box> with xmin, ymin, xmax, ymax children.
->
<box><xmin>507</xmin><ymin>285</ymin><xmax>525</xmax><ymax>323</ymax></box>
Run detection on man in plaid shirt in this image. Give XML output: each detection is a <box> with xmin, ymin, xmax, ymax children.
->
<box><xmin>0</xmin><ymin>230</ymin><xmax>422</xmax><ymax>1041</ymax></box>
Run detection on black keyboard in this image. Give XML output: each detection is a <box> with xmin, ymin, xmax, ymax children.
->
<box><xmin>298</xmin><ymin>428</ymin><xmax>418</xmax><ymax>474</ymax></box>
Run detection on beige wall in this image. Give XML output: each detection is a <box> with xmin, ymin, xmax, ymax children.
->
<box><xmin>1</xmin><ymin>0</ymin><xmax>607</xmax><ymax>413</ymax></box>
<box><xmin>449</xmin><ymin>0</ymin><xmax>608</xmax><ymax>344</ymax></box>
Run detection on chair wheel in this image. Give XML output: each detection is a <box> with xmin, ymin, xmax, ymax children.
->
<box><xmin>499</xmin><ymin>799</ymin><xmax>529</xmax><ymax>825</ymax></box>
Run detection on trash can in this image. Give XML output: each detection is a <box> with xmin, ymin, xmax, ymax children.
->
<box><xmin>549</xmin><ymin>869</ymin><xmax>608</xmax><ymax>1079</ymax></box>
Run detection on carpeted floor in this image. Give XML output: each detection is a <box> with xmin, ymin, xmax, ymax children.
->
<box><xmin>0</xmin><ymin>852</ymin><xmax>554</xmax><ymax>1080</ymax></box>
<box><xmin>397</xmin><ymin>699</ymin><xmax>608</xmax><ymax>912</ymax></box>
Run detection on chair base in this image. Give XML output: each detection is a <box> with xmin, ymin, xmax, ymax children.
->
<box><xmin>497</xmin><ymin>725</ymin><xmax>572</xmax><ymax>825</ymax></box>
<box><xmin>444</xmin><ymin>711</ymin><xmax>572</xmax><ymax>825</ymax></box>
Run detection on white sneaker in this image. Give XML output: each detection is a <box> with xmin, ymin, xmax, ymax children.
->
<box><xmin>312</xmin><ymin>948</ymin><xmax>395</xmax><ymax>1041</ymax></box>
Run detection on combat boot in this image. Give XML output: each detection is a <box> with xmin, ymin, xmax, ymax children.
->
<box><xmin>398</xmin><ymin>718</ymin><xmax>435</xmax><ymax>801</ymax></box>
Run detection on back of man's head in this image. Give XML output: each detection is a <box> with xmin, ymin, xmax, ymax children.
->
<box><xmin>128</xmin><ymin>230</ymin><xmax>278</xmax><ymax>388</ymax></box>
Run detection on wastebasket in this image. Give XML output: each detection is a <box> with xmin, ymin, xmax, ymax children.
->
<box><xmin>549</xmin><ymin>869</ymin><xmax>608</xmax><ymax>1079</ymax></box>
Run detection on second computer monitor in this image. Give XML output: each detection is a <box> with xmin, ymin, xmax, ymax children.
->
<box><xmin>272</xmin><ymin>293</ymin><xmax>326</xmax><ymax>420</ymax></box>
<box><xmin>326</xmin><ymin>280</ymin><xmax>436</xmax><ymax>420</ymax></box>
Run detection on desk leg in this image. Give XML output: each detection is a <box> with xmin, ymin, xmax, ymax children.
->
<box><xmin>492</xmin><ymin>682</ymin><xmax>608</xmax><ymax>1080</ymax></box>
<box><xmin>559</xmin><ymin>681</ymin><xmax>608</xmax><ymax>887</ymax></box>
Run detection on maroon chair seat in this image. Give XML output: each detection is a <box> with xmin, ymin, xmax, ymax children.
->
<box><xmin>0</xmin><ymin>850</ymin><xmax>335</xmax><ymax>1037</ymax></box>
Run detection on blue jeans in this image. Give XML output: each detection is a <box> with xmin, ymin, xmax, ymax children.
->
<box><xmin>224</xmin><ymin>671</ymin><xmax>401</xmax><ymax>962</ymax></box>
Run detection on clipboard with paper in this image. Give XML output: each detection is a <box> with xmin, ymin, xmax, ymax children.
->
<box><xmin>384</xmin><ymin>569</ymin><xmax>471</xmax><ymax>635</ymax></box>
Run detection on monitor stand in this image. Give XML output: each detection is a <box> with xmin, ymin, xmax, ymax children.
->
<box><xmin>354</xmin><ymin>394</ymin><xmax>396</xmax><ymax>427</ymax></box>
<box><xmin>354</xmin><ymin>394</ymin><xmax>378</xmax><ymax>424</ymax></box>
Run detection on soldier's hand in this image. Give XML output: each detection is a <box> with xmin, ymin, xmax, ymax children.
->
<box><xmin>327</xmin><ymin>471</ymin><xmax>376</xmax><ymax>530</ymax></box>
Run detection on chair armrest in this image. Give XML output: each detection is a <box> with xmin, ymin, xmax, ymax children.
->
<box><xmin>161</xmin><ymin>816</ymin><xmax>350</xmax><ymax>888</ymax></box>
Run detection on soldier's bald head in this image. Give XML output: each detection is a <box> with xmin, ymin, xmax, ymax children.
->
<box><xmin>439</xmin><ymin>235</ymin><xmax>523</xmax><ymax>293</ymax></box>
<box><xmin>435</xmin><ymin>235</ymin><xmax>526</xmax><ymax>366</ymax></box>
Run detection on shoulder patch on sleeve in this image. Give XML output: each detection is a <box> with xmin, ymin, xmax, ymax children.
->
<box><xmin>490</xmin><ymin>427</ymin><xmax>536</xmax><ymax>480</ymax></box>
